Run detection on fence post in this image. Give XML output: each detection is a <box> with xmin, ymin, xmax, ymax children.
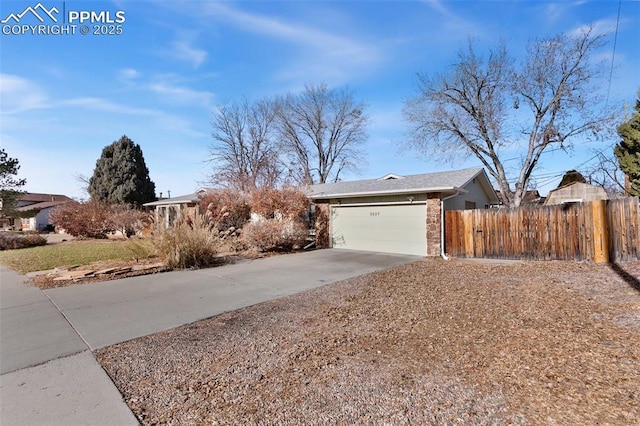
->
<box><xmin>592</xmin><ymin>200</ymin><xmax>609</xmax><ymax>263</ymax></box>
<box><xmin>464</xmin><ymin>210</ymin><xmax>474</xmax><ymax>257</ymax></box>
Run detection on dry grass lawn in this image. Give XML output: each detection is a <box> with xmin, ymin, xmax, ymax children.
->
<box><xmin>0</xmin><ymin>238</ymin><xmax>155</xmax><ymax>274</ymax></box>
<box><xmin>96</xmin><ymin>259</ymin><xmax>640</xmax><ymax>425</ymax></box>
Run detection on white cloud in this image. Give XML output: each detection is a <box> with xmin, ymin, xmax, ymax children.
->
<box><xmin>148</xmin><ymin>81</ymin><xmax>214</xmax><ymax>107</ymax></box>
<box><xmin>423</xmin><ymin>0</ymin><xmax>452</xmax><ymax>18</ymax></box>
<box><xmin>168</xmin><ymin>40</ymin><xmax>207</xmax><ymax>68</ymax></box>
<box><xmin>118</xmin><ymin>68</ymin><xmax>140</xmax><ymax>80</ymax></box>
<box><xmin>0</xmin><ymin>74</ymin><xmax>48</xmax><ymax>114</ymax></box>
<box><xmin>569</xmin><ymin>18</ymin><xmax>621</xmax><ymax>37</ymax></box>
<box><xmin>61</xmin><ymin>97</ymin><xmax>152</xmax><ymax>114</ymax></box>
<box><xmin>60</xmin><ymin>97</ymin><xmax>206</xmax><ymax>137</ymax></box>
<box><xmin>203</xmin><ymin>3</ymin><xmax>359</xmax><ymax>48</ymax></box>
<box><xmin>421</xmin><ymin>0</ymin><xmax>477</xmax><ymax>32</ymax></box>
<box><xmin>196</xmin><ymin>2</ymin><xmax>384</xmax><ymax>84</ymax></box>
<box><xmin>114</xmin><ymin>68</ymin><xmax>214</xmax><ymax>108</ymax></box>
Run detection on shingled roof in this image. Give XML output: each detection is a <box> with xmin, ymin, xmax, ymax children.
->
<box><xmin>14</xmin><ymin>193</ymin><xmax>73</xmax><ymax>212</ymax></box>
<box><xmin>143</xmin><ymin>188</ymin><xmax>216</xmax><ymax>207</ymax></box>
<box><xmin>309</xmin><ymin>167</ymin><xmax>497</xmax><ymax>201</ymax></box>
<box><xmin>18</xmin><ymin>193</ymin><xmax>72</xmax><ymax>203</ymax></box>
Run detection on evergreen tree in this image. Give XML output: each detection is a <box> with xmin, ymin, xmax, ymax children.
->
<box><xmin>0</xmin><ymin>148</ymin><xmax>27</xmax><ymax>218</ymax></box>
<box><xmin>614</xmin><ymin>94</ymin><xmax>640</xmax><ymax>196</ymax></box>
<box><xmin>88</xmin><ymin>136</ymin><xmax>156</xmax><ymax>206</ymax></box>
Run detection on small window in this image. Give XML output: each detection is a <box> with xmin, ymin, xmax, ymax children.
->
<box><xmin>465</xmin><ymin>201</ymin><xmax>476</xmax><ymax>210</ymax></box>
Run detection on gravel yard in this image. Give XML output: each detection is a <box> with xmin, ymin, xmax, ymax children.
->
<box><xmin>96</xmin><ymin>259</ymin><xmax>640</xmax><ymax>425</ymax></box>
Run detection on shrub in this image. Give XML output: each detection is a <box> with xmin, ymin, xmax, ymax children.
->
<box><xmin>50</xmin><ymin>201</ymin><xmax>115</xmax><ymax>238</ymax></box>
<box><xmin>110</xmin><ymin>204</ymin><xmax>151</xmax><ymax>238</ymax></box>
<box><xmin>242</xmin><ymin>218</ymin><xmax>308</xmax><ymax>252</ymax></box>
<box><xmin>0</xmin><ymin>233</ymin><xmax>47</xmax><ymax>250</ymax></box>
<box><xmin>50</xmin><ymin>201</ymin><xmax>149</xmax><ymax>239</ymax></box>
<box><xmin>199</xmin><ymin>190</ymin><xmax>251</xmax><ymax>233</ymax></box>
<box><xmin>250</xmin><ymin>187</ymin><xmax>310</xmax><ymax>220</ymax></box>
<box><xmin>152</xmin><ymin>212</ymin><xmax>221</xmax><ymax>269</ymax></box>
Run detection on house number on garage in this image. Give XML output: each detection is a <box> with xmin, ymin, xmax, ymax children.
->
<box><xmin>370</xmin><ymin>212</ymin><xmax>380</xmax><ymax>216</ymax></box>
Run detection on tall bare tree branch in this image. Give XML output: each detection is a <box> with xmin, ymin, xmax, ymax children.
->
<box><xmin>404</xmin><ymin>27</ymin><xmax>615</xmax><ymax>207</ymax></box>
<box><xmin>583</xmin><ymin>147</ymin><xmax>626</xmax><ymax>197</ymax></box>
<box><xmin>209</xmin><ymin>98</ymin><xmax>282</xmax><ymax>191</ymax></box>
<box><xmin>275</xmin><ymin>83</ymin><xmax>369</xmax><ymax>185</ymax></box>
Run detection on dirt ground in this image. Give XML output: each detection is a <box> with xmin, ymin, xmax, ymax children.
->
<box><xmin>96</xmin><ymin>259</ymin><xmax>640</xmax><ymax>425</ymax></box>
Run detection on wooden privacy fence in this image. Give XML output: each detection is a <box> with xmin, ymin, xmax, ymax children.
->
<box><xmin>444</xmin><ymin>197</ymin><xmax>640</xmax><ymax>262</ymax></box>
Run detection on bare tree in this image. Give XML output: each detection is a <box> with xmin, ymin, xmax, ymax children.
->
<box><xmin>584</xmin><ymin>147</ymin><xmax>626</xmax><ymax>197</ymax></box>
<box><xmin>404</xmin><ymin>28</ymin><xmax>614</xmax><ymax>207</ymax></box>
<box><xmin>275</xmin><ymin>83</ymin><xmax>369</xmax><ymax>185</ymax></box>
<box><xmin>209</xmin><ymin>98</ymin><xmax>282</xmax><ymax>191</ymax></box>
<box><xmin>74</xmin><ymin>173</ymin><xmax>90</xmax><ymax>200</ymax></box>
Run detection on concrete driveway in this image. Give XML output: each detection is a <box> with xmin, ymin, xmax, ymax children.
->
<box><xmin>45</xmin><ymin>249</ymin><xmax>420</xmax><ymax>349</ymax></box>
<box><xmin>1</xmin><ymin>249</ymin><xmax>419</xmax><ymax>425</ymax></box>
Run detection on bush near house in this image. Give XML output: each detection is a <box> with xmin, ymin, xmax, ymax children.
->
<box><xmin>50</xmin><ymin>201</ymin><xmax>149</xmax><ymax>238</ymax></box>
<box><xmin>250</xmin><ymin>187</ymin><xmax>310</xmax><ymax>220</ymax></box>
<box><xmin>152</xmin><ymin>212</ymin><xmax>222</xmax><ymax>269</ymax></box>
<box><xmin>199</xmin><ymin>189</ymin><xmax>251</xmax><ymax>233</ymax></box>
<box><xmin>242</xmin><ymin>188</ymin><xmax>310</xmax><ymax>252</ymax></box>
<box><xmin>195</xmin><ymin>187</ymin><xmax>311</xmax><ymax>253</ymax></box>
<box><xmin>0</xmin><ymin>232</ymin><xmax>47</xmax><ymax>250</ymax></box>
<box><xmin>242</xmin><ymin>218</ymin><xmax>308</xmax><ymax>252</ymax></box>
<box><xmin>147</xmin><ymin>187</ymin><xmax>312</xmax><ymax>269</ymax></box>
<box><xmin>50</xmin><ymin>201</ymin><xmax>115</xmax><ymax>238</ymax></box>
<box><xmin>110</xmin><ymin>205</ymin><xmax>151</xmax><ymax>237</ymax></box>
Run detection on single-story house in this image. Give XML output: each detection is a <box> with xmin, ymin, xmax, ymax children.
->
<box><xmin>7</xmin><ymin>193</ymin><xmax>73</xmax><ymax>231</ymax></box>
<box><xmin>308</xmin><ymin>167</ymin><xmax>498</xmax><ymax>257</ymax></box>
<box><xmin>143</xmin><ymin>188</ymin><xmax>214</xmax><ymax>228</ymax></box>
<box><xmin>544</xmin><ymin>182</ymin><xmax>608</xmax><ymax>206</ymax></box>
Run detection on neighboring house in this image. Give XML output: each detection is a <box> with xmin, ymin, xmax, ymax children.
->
<box><xmin>495</xmin><ymin>190</ymin><xmax>546</xmax><ymax>206</ymax></box>
<box><xmin>308</xmin><ymin>167</ymin><xmax>498</xmax><ymax>257</ymax></box>
<box><xmin>143</xmin><ymin>188</ymin><xmax>214</xmax><ymax>228</ymax></box>
<box><xmin>544</xmin><ymin>182</ymin><xmax>608</xmax><ymax>206</ymax></box>
<box><xmin>12</xmin><ymin>193</ymin><xmax>73</xmax><ymax>231</ymax></box>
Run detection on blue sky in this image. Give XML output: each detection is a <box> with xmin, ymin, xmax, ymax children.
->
<box><xmin>1</xmin><ymin>0</ymin><xmax>638</xmax><ymax>200</ymax></box>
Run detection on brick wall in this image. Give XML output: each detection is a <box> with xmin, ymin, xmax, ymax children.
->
<box><xmin>314</xmin><ymin>202</ymin><xmax>330</xmax><ymax>248</ymax></box>
<box><xmin>426</xmin><ymin>193</ymin><xmax>441</xmax><ymax>257</ymax></box>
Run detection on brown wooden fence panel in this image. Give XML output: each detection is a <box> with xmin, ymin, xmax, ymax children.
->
<box><xmin>444</xmin><ymin>197</ymin><xmax>640</xmax><ymax>262</ymax></box>
<box><xmin>607</xmin><ymin>197</ymin><xmax>640</xmax><ymax>261</ymax></box>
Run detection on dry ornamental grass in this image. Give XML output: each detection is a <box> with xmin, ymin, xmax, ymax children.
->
<box><xmin>96</xmin><ymin>259</ymin><xmax>640</xmax><ymax>425</ymax></box>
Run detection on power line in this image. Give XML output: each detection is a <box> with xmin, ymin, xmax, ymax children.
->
<box><xmin>499</xmin><ymin>145</ymin><xmax>569</xmax><ymax>164</ymax></box>
<box><xmin>606</xmin><ymin>0</ymin><xmax>622</xmax><ymax>106</ymax></box>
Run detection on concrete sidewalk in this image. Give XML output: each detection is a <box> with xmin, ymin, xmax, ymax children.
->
<box><xmin>0</xmin><ymin>267</ymin><xmax>86</xmax><ymax>374</ymax></box>
<box><xmin>0</xmin><ymin>267</ymin><xmax>138</xmax><ymax>425</ymax></box>
<box><xmin>1</xmin><ymin>249</ymin><xmax>419</xmax><ymax>424</ymax></box>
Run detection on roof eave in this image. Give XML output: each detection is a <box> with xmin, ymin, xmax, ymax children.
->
<box><xmin>310</xmin><ymin>186</ymin><xmax>467</xmax><ymax>200</ymax></box>
<box><xmin>143</xmin><ymin>199</ymin><xmax>198</xmax><ymax>207</ymax></box>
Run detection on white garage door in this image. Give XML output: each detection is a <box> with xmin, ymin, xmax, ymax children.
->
<box><xmin>330</xmin><ymin>203</ymin><xmax>427</xmax><ymax>256</ymax></box>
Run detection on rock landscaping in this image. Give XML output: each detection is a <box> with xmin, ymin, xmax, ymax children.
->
<box><xmin>28</xmin><ymin>261</ymin><xmax>167</xmax><ymax>289</ymax></box>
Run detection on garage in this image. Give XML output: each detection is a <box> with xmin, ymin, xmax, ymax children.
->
<box><xmin>309</xmin><ymin>168</ymin><xmax>499</xmax><ymax>257</ymax></box>
<box><xmin>330</xmin><ymin>203</ymin><xmax>427</xmax><ymax>256</ymax></box>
